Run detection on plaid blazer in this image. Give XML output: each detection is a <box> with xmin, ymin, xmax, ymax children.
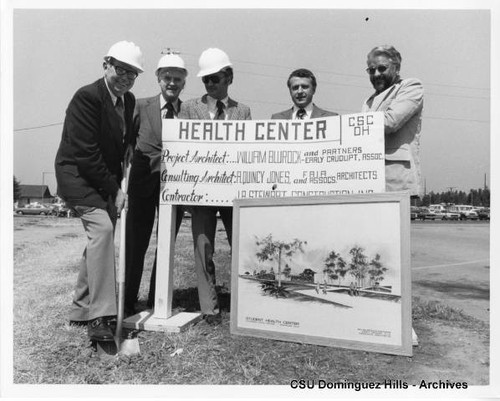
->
<box><xmin>179</xmin><ymin>94</ymin><xmax>251</xmax><ymax>120</ymax></box>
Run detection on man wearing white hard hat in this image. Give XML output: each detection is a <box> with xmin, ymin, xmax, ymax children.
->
<box><xmin>55</xmin><ymin>41</ymin><xmax>144</xmax><ymax>342</ymax></box>
<box><xmin>124</xmin><ymin>52</ymin><xmax>187</xmax><ymax>315</ymax></box>
<box><xmin>180</xmin><ymin>48</ymin><xmax>251</xmax><ymax>325</ymax></box>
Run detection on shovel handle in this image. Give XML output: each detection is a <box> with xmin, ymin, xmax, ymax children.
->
<box><xmin>116</xmin><ymin>162</ymin><xmax>130</xmax><ymax>343</ymax></box>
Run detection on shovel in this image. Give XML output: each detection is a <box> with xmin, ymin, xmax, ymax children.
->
<box><xmin>115</xmin><ymin>162</ymin><xmax>141</xmax><ymax>355</ymax></box>
<box><xmin>97</xmin><ymin>162</ymin><xmax>140</xmax><ymax>357</ymax></box>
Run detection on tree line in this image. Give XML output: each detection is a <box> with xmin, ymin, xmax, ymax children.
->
<box><xmin>417</xmin><ymin>188</ymin><xmax>490</xmax><ymax>207</ymax></box>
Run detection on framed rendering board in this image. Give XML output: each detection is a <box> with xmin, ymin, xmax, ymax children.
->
<box><xmin>230</xmin><ymin>192</ymin><xmax>412</xmax><ymax>356</ymax></box>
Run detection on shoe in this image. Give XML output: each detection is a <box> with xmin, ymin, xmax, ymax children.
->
<box><xmin>203</xmin><ymin>313</ymin><xmax>222</xmax><ymax>326</ymax></box>
<box><xmin>106</xmin><ymin>316</ymin><xmax>117</xmax><ymax>332</ymax></box>
<box><xmin>88</xmin><ymin>317</ymin><xmax>115</xmax><ymax>342</ymax></box>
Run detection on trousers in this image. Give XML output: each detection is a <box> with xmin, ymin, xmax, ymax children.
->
<box><xmin>69</xmin><ymin>204</ymin><xmax>117</xmax><ymax>321</ymax></box>
<box><xmin>190</xmin><ymin>206</ymin><xmax>232</xmax><ymax>315</ymax></box>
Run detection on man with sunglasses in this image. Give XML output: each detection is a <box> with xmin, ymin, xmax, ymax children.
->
<box><xmin>179</xmin><ymin>48</ymin><xmax>251</xmax><ymax>325</ymax></box>
<box><xmin>362</xmin><ymin>45</ymin><xmax>424</xmax><ymax>198</ymax></box>
<box><xmin>55</xmin><ymin>41</ymin><xmax>144</xmax><ymax>342</ymax></box>
<box><xmin>125</xmin><ymin>52</ymin><xmax>187</xmax><ymax>316</ymax></box>
<box><xmin>272</xmin><ymin>68</ymin><xmax>337</xmax><ymax>120</ymax></box>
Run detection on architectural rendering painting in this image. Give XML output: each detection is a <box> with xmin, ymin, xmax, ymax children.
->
<box><xmin>231</xmin><ymin>193</ymin><xmax>412</xmax><ymax>356</ymax></box>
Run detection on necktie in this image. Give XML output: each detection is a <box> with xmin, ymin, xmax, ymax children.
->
<box><xmin>163</xmin><ymin>102</ymin><xmax>175</xmax><ymax>119</ymax></box>
<box><xmin>115</xmin><ymin>97</ymin><xmax>125</xmax><ymax>136</ymax></box>
<box><xmin>215</xmin><ymin>100</ymin><xmax>225</xmax><ymax>120</ymax></box>
<box><xmin>296</xmin><ymin>108</ymin><xmax>306</xmax><ymax>120</ymax></box>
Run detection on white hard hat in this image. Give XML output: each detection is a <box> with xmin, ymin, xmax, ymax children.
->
<box><xmin>197</xmin><ymin>48</ymin><xmax>232</xmax><ymax>77</ymax></box>
<box><xmin>105</xmin><ymin>41</ymin><xmax>144</xmax><ymax>73</ymax></box>
<box><xmin>156</xmin><ymin>53</ymin><xmax>187</xmax><ymax>75</ymax></box>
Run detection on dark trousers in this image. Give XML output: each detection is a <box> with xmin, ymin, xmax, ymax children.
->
<box><xmin>190</xmin><ymin>206</ymin><xmax>232</xmax><ymax>315</ymax></box>
<box><xmin>124</xmin><ymin>187</ymin><xmax>184</xmax><ymax>310</ymax></box>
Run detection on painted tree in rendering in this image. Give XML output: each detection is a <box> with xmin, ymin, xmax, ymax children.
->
<box><xmin>255</xmin><ymin>234</ymin><xmax>306</xmax><ymax>288</ymax></box>
<box><xmin>368</xmin><ymin>253</ymin><xmax>388</xmax><ymax>288</ymax></box>
<box><xmin>323</xmin><ymin>250</ymin><xmax>340</xmax><ymax>284</ymax></box>
<box><xmin>334</xmin><ymin>255</ymin><xmax>348</xmax><ymax>286</ymax></box>
<box><xmin>348</xmin><ymin>246</ymin><xmax>369</xmax><ymax>288</ymax></box>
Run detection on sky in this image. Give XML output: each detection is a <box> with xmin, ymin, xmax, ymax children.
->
<box><xmin>6</xmin><ymin>4</ymin><xmax>492</xmax><ymax>196</ymax></box>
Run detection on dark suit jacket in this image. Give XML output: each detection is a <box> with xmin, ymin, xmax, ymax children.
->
<box><xmin>271</xmin><ymin>104</ymin><xmax>337</xmax><ymax>119</ymax></box>
<box><xmin>55</xmin><ymin>78</ymin><xmax>135</xmax><ymax>209</ymax></box>
<box><xmin>179</xmin><ymin>94</ymin><xmax>251</xmax><ymax>120</ymax></box>
<box><xmin>128</xmin><ymin>95</ymin><xmax>182</xmax><ymax>198</ymax></box>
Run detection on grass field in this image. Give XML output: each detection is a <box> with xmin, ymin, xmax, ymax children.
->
<box><xmin>12</xmin><ymin>216</ymin><xmax>490</xmax><ymax>390</ymax></box>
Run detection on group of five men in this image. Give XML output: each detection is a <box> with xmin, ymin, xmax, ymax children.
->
<box><xmin>55</xmin><ymin>42</ymin><xmax>423</xmax><ymax>342</ymax></box>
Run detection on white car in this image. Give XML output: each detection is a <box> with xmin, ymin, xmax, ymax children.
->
<box><xmin>448</xmin><ymin>205</ymin><xmax>478</xmax><ymax>220</ymax></box>
<box><xmin>440</xmin><ymin>211</ymin><xmax>460</xmax><ymax>220</ymax></box>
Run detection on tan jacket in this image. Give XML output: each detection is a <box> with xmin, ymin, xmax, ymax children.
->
<box><xmin>179</xmin><ymin>94</ymin><xmax>251</xmax><ymax>120</ymax></box>
<box><xmin>362</xmin><ymin>78</ymin><xmax>424</xmax><ymax>197</ymax></box>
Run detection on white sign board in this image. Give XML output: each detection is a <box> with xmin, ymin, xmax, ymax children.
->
<box><xmin>160</xmin><ymin>112</ymin><xmax>385</xmax><ymax>206</ymax></box>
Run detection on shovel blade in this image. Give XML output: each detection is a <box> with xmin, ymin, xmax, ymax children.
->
<box><xmin>95</xmin><ymin>340</ymin><xmax>118</xmax><ymax>357</ymax></box>
<box><xmin>115</xmin><ymin>329</ymin><xmax>141</xmax><ymax>356</ymax></box>
<box><xmin>117</xmin><ymin>338</ymin><xmax>141</xmax><ymax>356</ymax></box>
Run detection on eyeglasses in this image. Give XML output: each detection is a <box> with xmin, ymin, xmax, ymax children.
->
<box><xmin>202</xmin><ymin>74</ymin><xmax>224</xmax><ymax>84</ymax></box>
<box><xmin>111</xmin><ymin>64</ymin><xmax>138</xmax><ymax>79</ymax></box>
<box><xmin>366</xmin><ymin>65</ymin><xmax>389</xmax><ymax>75</ymax></box>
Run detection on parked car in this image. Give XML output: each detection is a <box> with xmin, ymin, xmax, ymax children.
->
<box><xmin>440</xmin><ymin>210</ymin><xmax>461</xmax><ymax>220</ymax></box>
<box><xmin>448</xmin><ymin>205</ymin><xmax>478</xmax><ymax>220</ymax></box>
<box><xmin>429</xmin><ymin>204</ymin><xmax>446</xmax><ymax>213</ymax></box>
<box><xmin>50</xmin><ymin>204</ymin><xmax>75</xmax><ymax>217</ymax></box>
<box><xmin>476</xmin><ymin>208</ymin><xmax>490</xmax><ymax>221</ymax></box>
<box><xmin>410</xmin><ymin>206</ymin><xmax>420</xmax><ymax>220</ymax></box>
<box><xmin>418</xmin><ymin>207</ymin><xmax>438</xmax><ymax>221</ymax></box>
<box><xmin>15</xmin><ymin>203</ymin><xmax>52</xmax><ymax>215</ymax></box>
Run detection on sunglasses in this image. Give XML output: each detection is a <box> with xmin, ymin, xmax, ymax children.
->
<box><xmin>202</xmin><ymin>74</ymin><xmax>224</xmax><ymax>84</ymax></box>
<box><xmin>112</xmin><ymin>64</ymin><xmax>138</xmax><ymax>79</ymax></box>
<box><xmin>366</xmin><ymin>65</ymin><xmax>389</xmax><ymax>75</ymax></box>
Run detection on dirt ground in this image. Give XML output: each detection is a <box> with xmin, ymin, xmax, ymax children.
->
<box><xmin>12</xmin><ymin>216</ymin><xmax>492</xmax><ymax>388</ymax></box>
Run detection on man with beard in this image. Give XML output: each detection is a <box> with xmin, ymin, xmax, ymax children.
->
<box><xmin>271</xmin><ymin>68</ymin><xmax>337</xmax><ymax>119</ymax></box>
<box><xmin>179</xmin><ymin>48</ymin><xmax>251</xmax><ymax>325</ymax></box>
<box><xmin>124</xmin><ymin>52</ymin><xmax>187</xmax><ymax>315</ymax></box>
<box><xmin>361</xmin><ymin>45</ymin><xmax>424</xmax><ymax>198</ymax></box>
<box><xmin>55</xmin><ymin>41</ymin><xmax>144</xmax><ymax>342</ymax></box>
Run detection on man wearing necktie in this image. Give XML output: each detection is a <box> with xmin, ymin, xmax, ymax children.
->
<box><xmin>124</xmin><ymin>53</ymin><xmax>187</xmax><ymax>315</ymax></box>
<box><xmin>271</xmin><ymin>68</ymin><xmax>337</xmax><ymax>120</ymax></box>
<box><xmin>54</xmin><ymin>41</ymin><xmax>144</xmax><ymax>342</ymax></box>
<box><xmin>361</xmin><ymin>45</ymin><xmax>424</xmax><ymax>198</ymax></box>
<box><xmin>179</xmin><ymin>48</ymin><xmax>251</xmax><ymax>325</ymax></box>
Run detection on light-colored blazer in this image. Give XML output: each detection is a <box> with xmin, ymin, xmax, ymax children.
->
<box><xmin>271</xmin><ymin>104</ymin><xmax>337</xmax><ymax>119</ymax></box>
<box><xmin>179</xmin><ymin>94</ymin><xmax>251</xmax><ymax>120</ymax></box>
<box><xmin>362</xmin><ymin>78</ymin><xmax>424</xmax><ymax>197</ymax></box>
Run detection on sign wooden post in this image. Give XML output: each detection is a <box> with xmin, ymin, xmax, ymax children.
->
<box><xmin>123</xmin><ymin>206</ymin><xmax>202</xmax><ymax>332</ymax></box>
